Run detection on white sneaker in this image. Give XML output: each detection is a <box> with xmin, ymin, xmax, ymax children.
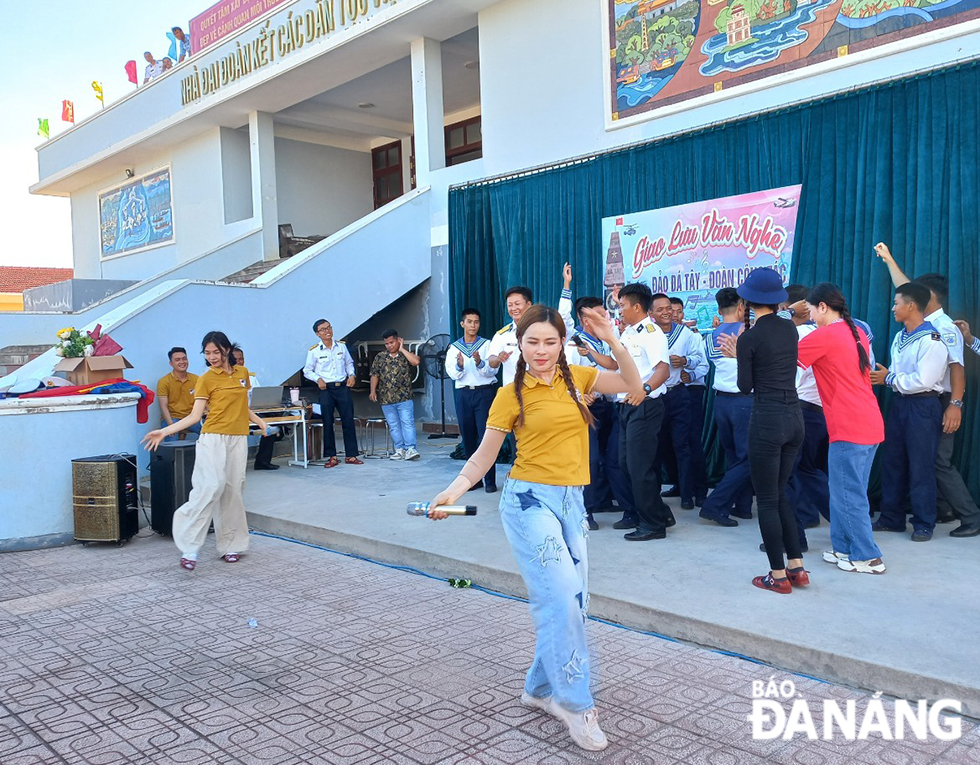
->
<box><xmin>550</xmin><ymin>704</ymin><xmax>609</xmax><ymax>751</ymax></box>
<box><xmin>404</xmin><ymin>447</ymin><xmax>421</xmax><ymax>461</ymax></box>
<box><xmin>822</xmin><ymin>550</ymin><xmax>849</xmax><ymax>564</ymax></box>
<box><xmin>520</xmin><ymin>692</ymin><xmax>555</xmax><ymax>716</ymax></box>
<box><xmin>837</xmin><ymin>557</ymin><xmax>886</xmax><ymax>575</ymax></box>
<box><xmin>389</xmin><ymin>449</ymin><xmax>404</xmax><ymax>460</ymax></box>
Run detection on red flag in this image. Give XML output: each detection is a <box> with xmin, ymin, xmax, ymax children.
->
<box><xmin>125</xmin><ymin>60</ymin><xmax>138</xmax><ymax>84</ymax></box>
<box><xmin>61</xmin><ymin>100</ymin><xmax>74</xmax><ymax>123</ymax></box>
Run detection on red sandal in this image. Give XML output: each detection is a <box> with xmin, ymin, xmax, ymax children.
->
<box><xmin>324</xmin><ymin>456</ymin><xmax>340</xmax><ymax>469</ymax></box>
<box><xmin>752</xmin><ymin>573</ymin><xmax>792</xmax><ymax>594</ymax></box>
<box><xmin>787</xmin><ymin>567</ymin><xmax>810</xmax><ymax>587</ymax></box>
<box><xmin>222</xmin><ymin>553</ymin><xmax>240</xmax><ymax>563</ymax></box>
<box><xmin>345</xmin><ymin>457</ymin><xmax>364</xmax><ymax>465</ymax></box>
<box><xmin>179</xmin><ymin>558</ymin><xmax>196</xmax><ymax>571</ymax></box>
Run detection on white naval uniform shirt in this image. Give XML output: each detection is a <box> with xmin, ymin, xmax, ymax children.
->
<box><xmin>446</xmin><ymin>337</ymin><xmax>496</xmax><ymax>388</ymax></box>
<box><xmin>707</xmin><ymin>322</ymin><xmax>743</xmax><ymax>394</ymax></box>
<box><xmin>795</xmin><ymin>323</ymin><xmax>822</xmax><ymax>406</ymax></box>
<box><xmin>617</xmin><ymin>317</ymin><xmax>669</xmax><ymax>402</ymax></box>
<box><xmin>884</xmin><ymin>322</ymin><xmax>948</xmax><ymax>395</ymax></box>
<box><xmin>487</xmin><ymin>322</ymin><xmax>520</xmax><ymax>386</ymax></box>
<box><xmin>303</xmin><ymin>341</ymin><xmax>355</xmax><ymax>384</ymax></box>
<box><xmin>924</xmin><ymin>308</ymin><xmax>964</xmax><ymax>394</ymax></box>
<box><xmin>664</xmin><ymin>323</ymin><xmax>708</xmax><ymax>389</ymax></box>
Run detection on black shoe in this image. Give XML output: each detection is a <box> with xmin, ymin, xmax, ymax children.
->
<box><xmin>936</xmin><ymin>514</ymin><xmax>957</xmax><ymax>524</ymax></box>
<box><xmin>467</xmin><ymin>481</ymin><xmax>484</xmax><ymax>492</ymax></box>
<box><xmin>612</xmin><ymin>518</ymin><xmax>637</xmax><ymax>530</ymax></box>
<box><xmin>699</xmin><ymin>510</ymin><xmax>738</xmax><ymax>527</ymax></box>
<box><xmin>624</xmin><ymin>530</ymin><xmax>666</xmax><ymax>541</ymax></box>
<box><xmin>695</xmin><ymin>497</ymin><xmax>706</xmax><ymax>508</ymax></box>
<box><xmin>871</xmin><ymin>522</ymin><xmax>904</xmax><ymax>532</ymax></box>
<box><xmin>804</xmin><ymin>521</ymin><xmax>820</xmax><ymax>529</ymax></box>
<box><xmin>666</xmin><ymin>515</ymin><xmax>676</xmax><ymax>528</ymax></box>
<box><xmin>760</xmin><ymin>542</ymin><xmax>808</xmax><ymax>553</ymax></box>
<box><xmin>661</xmin><ymin>486</ymin><xmax>680</xmax><ymax>498</ymax></box>
<box><xmin>254</xmin><ymin>462</ymin><xmax>279</xmax><ymax>470</ymax></box>
<box><xmin>731</xmin><ymin>510</ymin><xmax>753</xmax><ymax>520</ymax></box>
<box><xmin>950</xmin><ymin>524</ymin><xmax>980</xmax><ymax>538</ymax></box>
<box><xmin>910</xmin><ymin>530</ymin><xmax>933</xmax><ymax>542</ymax></box>
<box><xmin>680</xmin><ymin>499</ymin><xmax>695</xmax><ymax>510</ymax></box>
<box><xmin>485</xmin><ymin>483</ymin><xmax>498</xmax><ymax>494</ymax></box>
<box><xmin>587</xmin><ymin>514</ymin><xmax>599</xmax><ymax>531</ymax></box>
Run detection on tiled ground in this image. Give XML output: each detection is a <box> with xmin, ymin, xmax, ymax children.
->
<box><xmin>1</xmin><ymin>533</ymin><xmax>977</xmax><ymax>765</ymax></box>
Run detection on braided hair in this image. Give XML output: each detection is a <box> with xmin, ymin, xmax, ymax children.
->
<box><xmin>742</xmin><ymin>301</ymin><xmax>779</xmax><ymax>332</ymax></box>
<box><xmin>805</xmin><ymin>283</ymin><xmax>870</xmax><ymax>374</ymax></box>
<box><xmin>513</xmin><ymin>304</ymin><xmax>594</xmax><ymax>430</ymax></box>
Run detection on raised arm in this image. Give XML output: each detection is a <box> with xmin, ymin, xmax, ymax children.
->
<box><xmin>874</xmin><ymin>242</ymin><xmax>910</xmax><ymax>288</ymax></box>
<box><xmin>578</xmin><ymin>307</ymin><xmax>642</xmax><ymax>396</ymax></box>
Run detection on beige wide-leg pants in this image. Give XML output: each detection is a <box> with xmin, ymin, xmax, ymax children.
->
<box><xmin>172</xmin><ymin>433</ymin><xmax>250</xmax><ymax>558</ymax></box>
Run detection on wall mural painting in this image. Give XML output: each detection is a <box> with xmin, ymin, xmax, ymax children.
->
<box><xmin>99</xmin><ymin>168</ymin><xmax>174</xmax><ymax>257</ymax></box>
<box><xmin>609</xmin><ymin>0</ymin><xmax>980</xmax><ymax>118</ymax></box>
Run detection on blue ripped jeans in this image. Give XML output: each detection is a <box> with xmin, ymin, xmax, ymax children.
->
<box><xmin>499</xmin><ymin>478</ymin><xmax>593</xmax><ymax>712</ymax></box>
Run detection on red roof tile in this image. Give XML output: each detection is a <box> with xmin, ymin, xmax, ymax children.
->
<box><xmin>0</xmin><ymin>267</ymin><xmax>74</xmax><ymax>293</ymax></box>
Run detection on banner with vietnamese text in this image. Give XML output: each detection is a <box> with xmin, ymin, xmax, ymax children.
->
<box><xmin>600</xmin><ymin>185</ymin><xmax>801</xmax><ymax>330</ymax></box>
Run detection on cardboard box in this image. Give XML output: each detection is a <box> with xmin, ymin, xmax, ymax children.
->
<box><xmin>54</xmin><ymin>356</ymin><xmax>133</xmax><ymax>386</ymax></box>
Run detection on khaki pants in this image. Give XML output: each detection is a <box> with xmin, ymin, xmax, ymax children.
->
<box><xmin>172</xmin><ymin>433</ymin><xmax>250</xmax><ymax>558</ymax></box>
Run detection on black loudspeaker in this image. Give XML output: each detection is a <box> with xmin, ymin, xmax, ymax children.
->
<box><xmin>150</xmin><ymin>442</ymin><xmax>196</xmax><ymax>536</ymax></box>
<box><xmin>72</xmin><ymin>455</ymin><xmax>139</xmax><ymax>544</ymax></box>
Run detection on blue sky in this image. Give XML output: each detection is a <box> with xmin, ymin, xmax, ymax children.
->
<box><xmin>0</xmin><ymin>0</ymin><xmax>204</xmax><ymax>268</ymax></box>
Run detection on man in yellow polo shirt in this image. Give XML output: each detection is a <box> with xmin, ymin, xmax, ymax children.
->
<box><xmin>156</xmin><ymin>347</ymin><xmax>200</xmax><ymax>441</ymax></box>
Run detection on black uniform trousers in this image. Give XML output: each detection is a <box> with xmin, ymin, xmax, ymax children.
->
<box><xmin>657</xmin><ymin>385</ymin><xmax>694</xmax><ymax>502</ymax></box>
<box><xmin>457</xmin><ymin>384</ymin><xmax>496</xmax><ymax>486</ymax></box>
<box><xmin>585</xmin><ymin>397</ymin><xmax>634</xmax><ymax>515</ymax></box>
<box><xmin>686</xmin><ymin>384</ymin><xmax>709</xmax><ymax>502</ymax></box>
<box><xmin>318</xmin><ymin>383</ymin><xmax>359</xmax><ymax>458</ymax></box>
<box><xmin>619</xmin><ymin>397</ymin><xmax>672</xmax><ymax>534</ymax></box>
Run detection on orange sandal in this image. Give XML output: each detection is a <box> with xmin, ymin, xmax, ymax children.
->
<box><xmin>324</xmin><ymin>456</ymin><xmax>340</xmax><ymax>469</ymax></box>
<box><xmin>345</xmin><ymin>457</ymin><xmax>364</xmax><ymax>465</ymax></box>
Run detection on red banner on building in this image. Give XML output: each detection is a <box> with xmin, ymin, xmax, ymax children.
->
<box><xmin>61</xmin><ymin>100</ymin><xmax>75</xmax><ymax>124</ymax></box>
<box><xmin>190</xmin><ymin>0</ymin><xmax>291</xmax><ymax>54</ymax></box>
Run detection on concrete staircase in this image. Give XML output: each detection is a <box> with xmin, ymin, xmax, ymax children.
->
<box><xmin>222</xmin><ymin>259</ymin><xmax>288</xmax><ymax>284</ymax></box>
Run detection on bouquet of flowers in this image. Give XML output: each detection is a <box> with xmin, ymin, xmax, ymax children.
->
<box><xmin>54</xmin><ymin>327</ymin><xmax>95</xmax><ymax>358</ymax></box>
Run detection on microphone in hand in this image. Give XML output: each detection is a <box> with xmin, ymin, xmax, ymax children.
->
<box><xmin>406</xmin><ymin>502</ymin><xmax>477</xmax><ymax>518</ymax></box>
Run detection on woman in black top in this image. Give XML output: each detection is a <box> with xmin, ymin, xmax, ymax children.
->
<box><xmin>728</xmin><ymin>269</ymin><xmax>806</xmax><ymax>594</ymax></box>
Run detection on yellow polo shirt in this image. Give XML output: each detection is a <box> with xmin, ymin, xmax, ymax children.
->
<box><xmin>156</xmin><ymin>371</ymin><xmax>199</xmax><ymax>420</ymax></box>
<box><xmin>196</xmin><ymin>365</ymin><xmax>251</xmax><ymax>435</ymax></box>
<box><xmin>487</xmin><ymin>365</ymin><xmax>599</xmax><ymax>486</ymax></box>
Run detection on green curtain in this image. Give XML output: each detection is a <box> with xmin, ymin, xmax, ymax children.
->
<box><xmin>449</xmin><ymin>61</ymin><xmax>980</xmax><ymax>499</ymax></box>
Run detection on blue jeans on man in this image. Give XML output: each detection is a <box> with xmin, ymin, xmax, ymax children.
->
<box><xmin>381</xmin><ymin>399</ymin><xmax>417</xmax><ymax>452</ymax></box>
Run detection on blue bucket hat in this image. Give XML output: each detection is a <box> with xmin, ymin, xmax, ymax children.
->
<box><xmin>737</xmin><ymin>268</ymin><xmax>788</xmax><ymax>305</ymax></box>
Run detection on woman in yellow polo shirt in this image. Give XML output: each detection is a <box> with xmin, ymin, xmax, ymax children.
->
<box><xmin>142</xmin><ymin>331</ymin><xmax>269</xmax><ymax>571</ymax></box>
<box><xmin>428</xmin><ymin>304</ymin><xmax>641</xmax><ymax>752</ymax></box>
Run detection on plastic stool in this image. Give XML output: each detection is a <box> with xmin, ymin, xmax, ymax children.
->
<box><xmin>362</xmin><ymin>418</ymin><xmax>391</xmax><ymax>458</ymax></box>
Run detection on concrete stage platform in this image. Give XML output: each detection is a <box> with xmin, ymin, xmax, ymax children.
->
<box><xmin>242</xmin><ymin>437</ymin><xmax>980</xmax><ymax>718</ymax></box>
